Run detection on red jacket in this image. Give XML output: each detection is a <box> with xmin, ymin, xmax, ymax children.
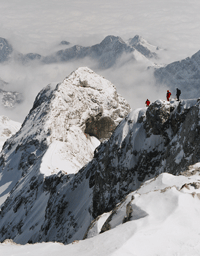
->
<box><xmin>167</xmin><ymin>92</ymin><xmax>171</xmax><ymax>99</ymax></box>
<box><xmin>146</xmin><ymin>100</ymin><xmax>150</xmax><ymax>106</ymax></box>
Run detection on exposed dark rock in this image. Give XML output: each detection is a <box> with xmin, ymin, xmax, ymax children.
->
<box><xmin>145</xmin><ymin>100</ymin><xmax>171</xmax><ymax>135</ymax></box>
<box><xmin>60</xmin><ymin>41</ymin><xmax>70</xmax><ymax>46</ymax></box>
<box><xmin>0</xmin><ymin>38</ymin><xmax>13</xmax><ymax>62</ymax></box>
<box><xmin>85</xmin><ymin>116</ymin><xmax>116</xmax><ymax>140</ymax></box>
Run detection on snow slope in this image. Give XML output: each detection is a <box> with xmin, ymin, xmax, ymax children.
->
<box><xmin>0</xmin><ymin>116</ymin><xmax>21</xmax><ymax>205</ymax></box>
<box><xmin>1</xmin><ymin>165</ymin><xmax>200</xmax><ymax>256</ymax></box>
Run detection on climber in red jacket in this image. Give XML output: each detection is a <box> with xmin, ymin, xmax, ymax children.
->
<box><xmin>145</xmin><ymin>99</ymin><xmax>150</xmax><ymax>107</ymax></box>
<box><xmin>166</xmin><ymin>90</ymin><xmax>171</xmax><ymax>101</ymax></box>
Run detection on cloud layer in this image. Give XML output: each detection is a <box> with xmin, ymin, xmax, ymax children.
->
<box><xmin>0</xmin><ymin>0</ymin><xmax>199</xmax><ymax>121</ymax></box>
<box><xmin>1</xmin><ymin>0</ymin><xmax>200</xmax><ymax>60</ymax></box>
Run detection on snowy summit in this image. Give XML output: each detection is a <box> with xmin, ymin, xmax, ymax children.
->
<box><xmin>0</xmin><ymin>67</ymin><xmax>130</xmax><ymax>206</ymax></box>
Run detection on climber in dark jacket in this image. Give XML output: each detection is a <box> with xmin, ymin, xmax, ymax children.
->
<box><xmin>145</xmin><ymin>99</ymin><xmax>150</xmax><ymax>107</ymax></box>
<box><xmin>166</xmin><ymin>90</ymin><xmax>171</xmax><ymax>101</ymax></box>
<box><xmin>176</xmin><ymin>88</ymin><xmax>181</xmax><ymax>101</ymax></box>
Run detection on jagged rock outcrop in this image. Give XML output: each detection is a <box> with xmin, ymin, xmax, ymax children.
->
<box><xmin>87</xmin><ymin>99</ymin><xmax>200</xmax><ymax>218</ymax></box>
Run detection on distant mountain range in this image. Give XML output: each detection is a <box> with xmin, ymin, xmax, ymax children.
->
<box><xmin>0</xmin><ymin>35</ymin><xmax>162</xmax><ymax>109</ymax></box>
<box><xmin>1</xmin><ymin>34</ymin><xmax>200</xmax><ymax>111</ymax></box>
<box><xmin>0</xmin><ymin>35</ymin><xmax>161</xmax><ymax>68</ymax></box>
<box><xmin>154</xmin><ymin>50</ymin><xmax>200</xmax><ymax>99</ymax></box>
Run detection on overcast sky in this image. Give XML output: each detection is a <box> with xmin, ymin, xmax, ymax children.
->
<box><xmin>0</xmin><ymin>0</ymin><xmax>200</xmax><ymax>121</ymax></box>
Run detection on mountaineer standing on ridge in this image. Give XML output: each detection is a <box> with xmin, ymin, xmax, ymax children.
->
<box><xmin>145</xmin><ymin>99</ymin><xmax>150</xmax><ymax>107</ymax></box>
<box><xmin>176</xmin><ymin>88</ymin><xmax>181</xmax><ymax>101</ymax></box>
<box><xmin>166</xmin><ymin>90</ymin><xmax>171</xmax><ymax>101</ymax></box>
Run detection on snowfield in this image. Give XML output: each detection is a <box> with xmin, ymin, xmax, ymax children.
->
<box><xmin>1</xmin><ymin>167</ymin><xmax>200</xmax><ymax>256</ymax></box>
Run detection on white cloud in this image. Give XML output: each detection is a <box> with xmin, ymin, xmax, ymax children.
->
<box><xmin>0</xmin><ymin>0</ymin><xmax>199</xmax><ymax>60</ymax></box>
<box><xmin>0</xmin><ymin>0</ymin><xmax>199</xmax><ymax>121</ymax></box>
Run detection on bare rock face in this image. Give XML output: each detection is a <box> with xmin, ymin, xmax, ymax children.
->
<box><xmin>85</xmin><ymin>116</ymin><xmax>116</xmax><ymax>141</ymax></box>
<box><xmin>87</xmin><ymin>99</ymin><xmax>200</xmax><ymax>219</ymax></box>
<box><xmin>145</xmin><ymin>100</ymin><xmax>171</xmax><ymax>135</ymax></box>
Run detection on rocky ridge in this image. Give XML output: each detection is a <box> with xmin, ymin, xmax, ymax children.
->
<box><xmin>0</xmin><ymin>83</ymin><xmax>199</xmax><ymax>245</ymax></box>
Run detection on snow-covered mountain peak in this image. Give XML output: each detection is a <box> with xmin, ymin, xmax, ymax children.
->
<box><xmin>99</xmin><ymin>35</ymin><xmax>126</xmax><ymax>47</ymax></box>
<box><xmin>46</xmin><ymin>67</ymin><xmax>130</xmax><ymax>141</ymax></box>
<box><xmin>0</xmin><ymin>67</ymin><xmax>130</xmax><ymax>204</ymax></box>
<box><xmin>128</xmin><ymin>35</ymin><xmax>160</xmax><ymax>59</ymax></box>
<box><xmin>128</xmin><ymin>35</ymin><xmax>143</xmax><ymax>45</ymax></box>
<box><xmin>63</xmin><ymin>67</ymin><xmax>116</xmax><ymax>91</ymax></box>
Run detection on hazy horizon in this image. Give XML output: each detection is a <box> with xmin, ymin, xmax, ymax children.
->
<box><xmin>0</xmin><ymin>0</ymin><xmax>200</xmax><ymax>122</ymax></box>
